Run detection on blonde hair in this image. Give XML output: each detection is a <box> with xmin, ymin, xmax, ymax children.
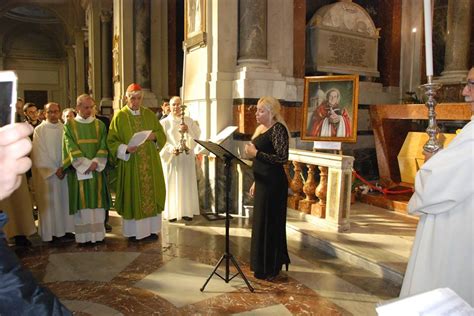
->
<box><xmin>251</xmin><ymin>96</ymin><xmax>290</xmax><ymax>139</ymax></box>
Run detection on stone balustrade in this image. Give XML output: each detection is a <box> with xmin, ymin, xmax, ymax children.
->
<box><xmin>286</xmin><ymin>149</ymin><xmax>354</xmax><ymax>232</ymax></box>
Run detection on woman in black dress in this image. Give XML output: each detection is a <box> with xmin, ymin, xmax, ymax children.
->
<box><xmin>245</xmin><ymin>96</ymin><xmax>290</xmax><ymax>280</ymax></box>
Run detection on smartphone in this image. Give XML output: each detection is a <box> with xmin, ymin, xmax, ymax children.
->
<box><xmin>0</xmin><ymin>70</ymin><xmax>18</xmax><ymax>127</ymax></box>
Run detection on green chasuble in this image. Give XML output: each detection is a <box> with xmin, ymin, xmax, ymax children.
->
<box><xmin>62</xmin><ymin>118</ymin><xmax>112</xmax><ymax>215</ymax></box>
<box><xmin>107</xmin><ymin>106</ymin><xmax>167</xmax><ymax>220</ymax></box>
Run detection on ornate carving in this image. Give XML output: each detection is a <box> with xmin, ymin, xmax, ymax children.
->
<box><xmin>309</xmin><ymin>2</ymin><xmax>377</xmax><ymax>36</ymax></box>
<box><xmin>112</xmin><ymin>33</ymin><xmax>120</xmax><ymax>83</ymax></box>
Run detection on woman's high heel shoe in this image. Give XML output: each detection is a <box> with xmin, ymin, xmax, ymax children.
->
<box><xmin>284</xmin><ymin>263</ymin><xmax>289</xmax><ymax>271</ymax></box>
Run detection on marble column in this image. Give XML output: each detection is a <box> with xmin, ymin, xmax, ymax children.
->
<box><xmin>83</xmin><ymin>28</ymin><xmax>91</xmax><ymax>95</ymax></box>
<box><xmin>134</xmin><ymin>0</ymin><xmax>151</xmax><ymax>89</ymax></box>
<box><xmin>134</xmin><ymin>0</ymin><xmax>157</xmax><ymax>107</ymax></box>
<box><xmin>238</xmin><ymin>0</ymin><xmax>267</xmax><ymax>65</ymax></box>
<box><xmin>66</xmin><ymin>45</ymin><xmax>77</xmax><ymax>106</ymax></box>
<box><xmin>100</xmin><ymin>10</ymin><xmax>113</xmax><ymax>107</ymax></box>
<box><xmin>440</xmin><ymin>0</ymin><xmax>472</xmax><ymax>82</ymax></box>
<box><xmin>74</xmin><ymin>30</ymin><xmax>85</xmax><ymax>95</ymax></box>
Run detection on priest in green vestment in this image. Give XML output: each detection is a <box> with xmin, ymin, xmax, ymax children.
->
<box><xmin>107</xmin><ymin>83</ymin><xmax>167</xmax><ymax>241</ymax></box>
<box><xmin>62</xmin><ymin>94</ymin><xmax>111</xmax><ymax>244</ymax></box>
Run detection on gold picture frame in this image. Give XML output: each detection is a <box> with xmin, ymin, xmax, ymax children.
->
<box><xmin>184</xmin><ymin>0</ymin><xmax>206</xmax><ymax>49</ymax></box>
<box><xmin>301</xmin><ymin>75</ymin><xmax>359</xmax><ymax>143</ymax></box>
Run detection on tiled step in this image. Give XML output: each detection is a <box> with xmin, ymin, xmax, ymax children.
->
<box><xmin>285</xmin><ymin>203</ymin><xmax>418</xmax><ymax>286</ymax></box>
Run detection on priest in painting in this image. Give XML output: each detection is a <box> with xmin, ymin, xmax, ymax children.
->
<box><xmin>400</xmin><ymin>68</ymin><xmax>474</xmax><ymax>306</ymax></box>
<box><xmin>107</xmin><ymin>83</ymin><xmax>167</xmax><ymax>241</ymax></box>
<box><xmin>32</xmin><ymin>102</ymin><xmax>74</xmax><ymax>242</ymax></box>
<box><xmin>62</xmin><ymin>94</ymin><xmax>111</xmax><ymax>244</ymax></box>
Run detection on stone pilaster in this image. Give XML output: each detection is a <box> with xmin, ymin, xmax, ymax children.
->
<box><xmin>100</xmin><ymin>10</ymin><xmax>113</xmax><ymax>108</ymax></box>
<box><xmin>134</xmin><ymin>0</ymin><xmax>157</xmax><ymax>107</ymax></box>
<box><xmin>238</xmin><ymin>0</ymin><xmax>267</xmax><ymax>65</ymax></box>
<box><xmin>439</xmin><ymin>0</ymin><xmax>472</xmax><ymax>82</ymax></box>
<box><xmin>66</xmin><ymin>45</ymin><xmax>77</xmax><ymax>105</ymax></box>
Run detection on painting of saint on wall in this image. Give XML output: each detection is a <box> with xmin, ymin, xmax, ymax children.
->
<box><xmin>301</xmin><ymin>75</ymin><xmax>359</xmax><ymax>143</ymax></box>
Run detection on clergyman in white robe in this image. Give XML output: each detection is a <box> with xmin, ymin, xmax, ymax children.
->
<box><xmin>400</xmin><ymin>117</ymin><xmax>474</xmax><ymax>306</ymax></box>
<box><xmin>160</xmin><ymin>114</ymin><xmax>201</xmax><ymax>221</ymax></box>
<box><xmin>32</xmin><ymin>120</ymin><xmax>74</xmax><ymax>242</ymax></box>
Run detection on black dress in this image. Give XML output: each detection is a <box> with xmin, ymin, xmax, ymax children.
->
<box><xmin>250</xmin><ymin>122</ymin><xmax>291</xmax><ymax>279</ymax></box>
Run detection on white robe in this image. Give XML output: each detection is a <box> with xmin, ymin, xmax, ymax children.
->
<box><xmin>32</xmin><ymin>121</ymin><xmax>74</xmax><ymax>242</ymax></box>
<box><xmin>160</xmin><ymin>115</ymin><xmax>201</xmax><ymax>220</ymax></box>
<box><xmin>400</xmin><ymin>118</ymin><xmax>474</xmax><ymax>306</ymax></box>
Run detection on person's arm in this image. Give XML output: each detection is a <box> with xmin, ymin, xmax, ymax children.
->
<box><xmin>409</xmin><ymin>135</ymin><xmax>474</xmax><ymax>216</ymax></box>
<box><xmin>92</xmin><ymin>121</ymin><xmax>108</xmax><ymax>172</ymax></box>
<box><xmin>32</xmin><ymin>127</ymin><xmax>56</xmax><ymax>179</ymax></box>
<box><xmin>62</xmin><ymin>121</ymin><xmax>85</xmax><ymax>171</ymax></box>
<box><xmin>0</xmin><ymin>123</ymin><xmax>33</xmax><ymax>200</ymax></box>
<box><xmin>107</xmin><ymin>112</ymin><xmax>132</xmax><ymax>162</ymax></box>
<box><xmin>255</xmin><ymin>123</ymin><xmax>289</xmax><ymax>165</ymax></box>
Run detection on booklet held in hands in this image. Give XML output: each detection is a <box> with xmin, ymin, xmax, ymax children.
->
<box><xmin>128</xmin><ymin>130</ymin><xmax>152</xmax><ymax>147</ymax></box>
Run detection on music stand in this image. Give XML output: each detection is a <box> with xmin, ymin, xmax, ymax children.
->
<box><xmin>195</xmin><ymin>139</ymin><xmax>254</xmax><ymax>293</ymax></box>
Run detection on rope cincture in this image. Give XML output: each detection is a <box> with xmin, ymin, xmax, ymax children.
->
<box><xmin>352</xmin><ymin>170</ymin><xmax>414</xmax><ymax>195</ymax></box>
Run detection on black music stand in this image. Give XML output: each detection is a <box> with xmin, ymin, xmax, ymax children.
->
<box><xmin>195</xmin><ymin>139</ymin><xmax>254</xmax><ymax>293</ymax></box>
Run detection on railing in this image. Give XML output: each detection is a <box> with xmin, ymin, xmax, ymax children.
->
<box><xmin>285</xmin><ymin>149</ymin><xmax>354</xmax><ymax>232</ymax></box>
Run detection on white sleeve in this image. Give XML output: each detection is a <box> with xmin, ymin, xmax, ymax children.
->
<box><xmin>92</xmin><ymin>157</ymin><xmax>107</xmax><ymax>172</ymax></box>
<box><xmin>72</xmin><ymin>157</ymin><xmax>92</xmax><ymax>174</ymax></box>
<box><xmin>117</xmin><ymin>144</ymin><xmax>131</xmax><ymax>161</ymax></box>
<box><xmin>409</xmin><ymin>131</ymin><xmax>474</xmax><ymax>216</ymax></box>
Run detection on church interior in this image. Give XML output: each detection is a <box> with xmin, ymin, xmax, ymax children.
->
<box><xmin>0</xmin><ymin>0</ymin><xmax>472</xmax><ymax>314</ymax></box>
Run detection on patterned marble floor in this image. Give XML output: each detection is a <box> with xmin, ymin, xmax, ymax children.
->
<box><xmin>12</xmin><ymin>212</ymin><xmax>401</xmax><ymax>315</ymax></box>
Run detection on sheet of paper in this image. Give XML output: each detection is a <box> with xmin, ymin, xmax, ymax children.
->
<box><xmin>313</xmin><ymin>141</ymin><xmax>341</xmax><ymax>150</ymax></box>
<box><xmin>128</xmin><ymin>130</ymin><xmax>152</xmax><ymax>147</ymax></box>
<box><xmin>76</xmin><ymin>171</ymin><xmax>93</xmax><ymax>181</ymax></box>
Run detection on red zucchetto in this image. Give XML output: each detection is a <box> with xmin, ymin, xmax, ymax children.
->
<box><xmin>126</xmin><ymin>83</ymin><xmax>142</xmax><ymax>92</ymax></box>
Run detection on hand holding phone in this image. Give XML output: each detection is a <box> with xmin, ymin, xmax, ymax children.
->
<box><xmin>0</xmin><ymin>123</ymin><xmax>33</xmax><ymax>200</ymax></box>
<box><xmin>0</xmin><ymin>71</ymin><xmax>18</xmax><ymax>127</ymax></box>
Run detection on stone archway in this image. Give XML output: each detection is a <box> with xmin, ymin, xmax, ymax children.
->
<box><xmin>0</xmin><ymin>2</ymin><xmax>82</xmax><ymax>107</ymax></box>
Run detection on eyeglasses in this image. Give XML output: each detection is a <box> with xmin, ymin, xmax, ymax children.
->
<box><xmin>467</xmin><ymin>79</ymin><xmax>474</xmax><ymax>91</ymax></box>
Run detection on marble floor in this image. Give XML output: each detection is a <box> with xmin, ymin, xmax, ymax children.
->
<box><xmin>12</xmin><ymin>211</ymin><xmax>402</xmax><ymax>315</ymax></box>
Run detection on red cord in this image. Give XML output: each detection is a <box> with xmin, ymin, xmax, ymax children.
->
<box><xmin>352</xmin><ymin>170</ymin><xmax>414</xmax><ymax>195</ymax></box>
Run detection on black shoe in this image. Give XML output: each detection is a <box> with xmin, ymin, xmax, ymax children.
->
<box><xmin>182</xmin><ymin>216</ymin><xmax>193</xmax><ymax>221</ymax></box>
<box><xmin>105</xmin><ymin>223</ymin><xmax>112</xmax><ymax>232</ymax></box>
<box><xmin>147</xmin><ymin>233</ymin><xmax>159</xmax><ymax>241</ymax></box>
<box><xmin>128</xmin><ymin>236</ymin><xmax>138</xmax><ymax>242</ymax></box>
<box><xmin>169</xmin><ymin>218</ymin><xmax>177</xmax><ymax>222</ymax></box>
<box><xmin>61</xmin><ymin>233</ymin><xmax>75</xmax><ymax>242</ymax></box>
<box><xmin>14</xmin><ymin>235</ymin><xmax>32</xmax><ymax>247</ymax></box>
<box><xmin>49</xmin><ymin>236</ymin><xmax>61</xmax><ymax>244</ymax></box>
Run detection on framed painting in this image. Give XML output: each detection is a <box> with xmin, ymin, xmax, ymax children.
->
<box><xmin>301</xmin><ymin>75</ymin><xmax>359</xmax><ymax>143</ymax></box>
<box><xmin>185</xmin><ymin>0</ymin><xmax>206</xmax><ymax>49</ymax></box>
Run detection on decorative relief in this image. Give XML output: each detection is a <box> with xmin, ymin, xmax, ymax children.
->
<box><xmin>112</xmin><ymin>33</ymin><xmax>120</xmax><ymax>83</ymax></box>
<box><xmin>306</xmin><ymin>1</ymin><xmax>379</xmax><ymax>77</ymax></box>
<box><xmin>327</xmin><ymin>35</ymin><xmax>367</xmax><ymax>67</ymax></box>
<box><xmin>309</xmin><ymin>2</ymin><xmax>377</xmax><ymax>36</ymax></box>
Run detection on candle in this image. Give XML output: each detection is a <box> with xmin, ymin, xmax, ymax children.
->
<box><xmin>409</xmin><ymin>28</ymin><xmax>417</xmax><ymax>92</ymax></box>
<box><xmin>423</xmin><ymin>0</ymin><xmax>433</xmax><ymax>77</ymax></box>
<box><xmin>182</xmin><ymin>43</ymin><xmax>187</xmax><ymax>101</ymax></box>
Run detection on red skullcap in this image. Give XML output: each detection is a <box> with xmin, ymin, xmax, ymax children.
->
<box><xmin>126</xmin><ymin>83</ymin><xmax>142</xmax><ymax>93</ymax></box>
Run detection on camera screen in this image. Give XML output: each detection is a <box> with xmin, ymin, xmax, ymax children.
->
<box><xmin>0</xmin><ymin>81</ymin><xmax>13</xmax><ymax>127</ymax></box>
